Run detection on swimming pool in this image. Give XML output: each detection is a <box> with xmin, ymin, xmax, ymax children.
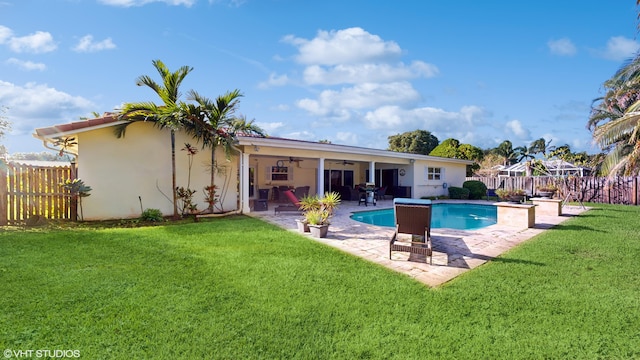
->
<box><xmin>350</xmin><ymin>203</ymin><xmax>497</xmax><ymax>230</ymax></box>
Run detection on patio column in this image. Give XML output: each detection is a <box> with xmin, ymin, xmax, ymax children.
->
<box><xmin>368</xmin><ymin>161</ymin><xmax>376</xmax><ymax>183</ymax></box>
<box><xmin>241</xmin><ymin>152</ymin><xmax>250</xmax><ymax>213</ymax></box>
<box><xmin>317</xmin><ymin>157</ymin><xmax>325</xmax><ymax>197</ymax></box>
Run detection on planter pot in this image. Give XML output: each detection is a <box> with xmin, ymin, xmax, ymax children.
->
<box><xmin>309</xmin><ymin>224</ymin><xmax>329</xmax><ymax>238</ymax></box>
<box><xmin>537</xmin><ymin>191</ymin><xmax>555</xmax><ymax>199</ymax></box>
<box><xmin>505</xmin><ymin>195</ymin><xmax>525</xmax><ymax>203</ymax></box>
<box><xmin>295</xmin><ymin>218</ymin><xmax>310</xmax><ymax>233</ymax></box>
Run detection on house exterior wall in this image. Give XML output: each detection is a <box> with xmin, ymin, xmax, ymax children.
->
<box><xmin>77</xmin><ymin>122</ymin><xmax>238</xmax><ymax>220</ymax></box>
<box><xmin>411</xmin><ymin>160</ymin><xmax>468</xmax><ymax>199</ymax></box>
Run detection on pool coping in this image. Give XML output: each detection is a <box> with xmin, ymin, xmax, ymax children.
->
<box><xmin>248</xmin><ymin>199</ymin><xmax>589</xmax><ymax>287</ymax></box>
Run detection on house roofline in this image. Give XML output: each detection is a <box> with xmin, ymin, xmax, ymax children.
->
<box><xmin>237</xmin><ymin>136</ymin><xmax>474</xmax><ymax>165</ymax></box>
<box><xmin>33</xmin><ymin>114</ymin><xmax>126</xmax><ymax>139</ymax></box>
<box><xmin>31</xmin><ymin>116</ymin><xmax>474</xmax><ymax>165</ymax></box>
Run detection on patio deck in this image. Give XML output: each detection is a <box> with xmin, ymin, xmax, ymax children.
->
<box><xmin>248</xmin><ymin>199</ymin><xmax>589</xmax><ymax>287</ymax></box>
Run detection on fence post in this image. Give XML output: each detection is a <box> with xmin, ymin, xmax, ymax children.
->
<box><xmin>0</xmin><ymin>160</ymin><xmax>7</xmax><ymax>226</ymax></box>
<box><xmin>631</xmin><ymin>176</ymin><xmax>638</xmax><ymax>205</ymax></box>
<box><xmin>69</xmin><ymin>161</ymin><xmax>78</xmax><ymax>221</ymax></box>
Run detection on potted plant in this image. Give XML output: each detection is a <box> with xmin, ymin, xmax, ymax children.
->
<box><xmin>536</xmin><ymin>184</ymin><xmax>558</xmax><ymax>198</ymax></box>
<box><xmin>495</xmin><ymin>188</ymin><xmax>526</xmax><ymax>203</ymax></box>
<box><xmin>295</xmin><ymin>194</ymin><xmax>321</xmax><ymax>232</ymax></box>
<box><xmin>305</xmin><ymin>208</ymin><xmax>330</xmax><ymax>238</ymax></box>
<box><xmin>303</xmin><ymin>191</ymin><xmax>341</xmax><ymax>238</ymax></box>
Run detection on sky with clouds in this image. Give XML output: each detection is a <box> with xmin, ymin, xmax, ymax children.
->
<box><xmin>1</xmin><ymin>0</ymin><xmax>639</xmax><ymax>156</ymax></box>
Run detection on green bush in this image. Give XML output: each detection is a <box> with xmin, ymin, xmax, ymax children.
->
<box><xmin>448</xmin><ymin>186</ymin><xmax>470</xmax><ymax>199</ymax></box>
<box><xmin>141</xmin><ymin>208</ymin><xmax>164</xmax><ymax>222</ymax></box>
<box><xmin>463</xmin><ymin>180</ymin><xmax>488</xmax><ymax>200</ymax></box>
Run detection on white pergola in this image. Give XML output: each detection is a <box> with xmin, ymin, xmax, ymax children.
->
<box><xmin>499</xmin><ymin>159</ymin><xmax>591</xmax><ymax>177</ymax></box>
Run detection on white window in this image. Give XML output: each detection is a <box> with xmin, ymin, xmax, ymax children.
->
<box><xmin>267</xmin><ymin>166</ymin><xmax>292</xmax><ymax>181</ymax></box>
<box><xmin>425</xmin><ymin>166</ymin><xmax>442</xmax><ymax>181</ymax></box>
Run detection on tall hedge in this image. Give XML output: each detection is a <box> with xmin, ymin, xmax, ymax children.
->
<box><xmin>463</xmin><ymin>180</ymin><xmax>487</xmax><ymax>200</ymax></box>
<box><xmin>448</xmin><ymin>186</ymin><xmax>470</xmax><ymax>199</ymax></box>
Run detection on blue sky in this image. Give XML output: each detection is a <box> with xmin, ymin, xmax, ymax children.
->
<box><xmin>1</xmin><ymin>0</ymin><xmax>639</xmax><ymax>156</ymax></box>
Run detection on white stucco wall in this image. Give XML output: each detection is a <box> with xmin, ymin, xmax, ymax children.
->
<box><xmin>411</xmin><ymin>160</ymin><xmax>468</xmax><ymax>199</ymax></box>
<box><xmin>77</xmin><ymin>122</ymin><xmax>239</xmax><ymax>220</ymax></box>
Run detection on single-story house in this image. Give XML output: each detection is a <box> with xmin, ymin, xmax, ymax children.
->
<box><xmin>33</xmin><ymin>114</ymin><xmax>473</xmax><ymax>220</ymax></box>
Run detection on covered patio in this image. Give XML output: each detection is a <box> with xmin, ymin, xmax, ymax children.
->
<box><xmin>236</xmin><ymin>136</ymin><xmax>471</xmax><ymax>213</ymax></box>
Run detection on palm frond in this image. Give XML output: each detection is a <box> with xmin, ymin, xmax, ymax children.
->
<box><xmin>593</xmin><ymin>112</ymin><xmax>640</xmax><ymax>147</ymax></box>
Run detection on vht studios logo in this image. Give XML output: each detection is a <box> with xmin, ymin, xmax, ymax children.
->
<box><xmin>4</xmin><ymin>349</ymin><xmax>81</xmax><ymax>358</ymax></box>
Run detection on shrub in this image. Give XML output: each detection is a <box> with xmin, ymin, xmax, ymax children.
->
<box><xmin>463</xmin><ymin>180</ymin><xmax>487</xmax><ymax>200</ymax></box>
<box><xmin>448</xmin><ymin>186</ymin><xmax>470</xmax><ymax>199</ymax></box>
<box><xmin>141</xmin><ymin>208</ymin><xmax>164</xmax><ymax>222</ymax></box>
<box><xmin>495</xmin><ymin>189</ymin><xmax>526</xmax><ymax>199</ymax></box>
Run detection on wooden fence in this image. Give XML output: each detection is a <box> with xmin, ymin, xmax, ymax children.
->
<box><xmin>1</xmin><ymin>161</ymin><xmax>76</xmax><ymax>225</ymax></box>
<box><xmin>466</xmin><ymin>176</ymin><xmax>640</xmax><ymax>206</ymax></box>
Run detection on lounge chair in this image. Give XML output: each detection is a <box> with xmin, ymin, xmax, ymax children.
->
<box><xmin>389</xmin><ymin>198</ymin><xmax>432</xmax><ymax>264</ymax></box>
<box><xmin>274</xmin><ymin>190</ymin><xmax>303</xmax><ymax>214</ymax></box>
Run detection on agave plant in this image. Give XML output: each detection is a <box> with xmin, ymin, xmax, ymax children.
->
<box><xmin>300</xmin><ymin>191</ymin><xmax>341</xmax><ymax>226</ymax></box>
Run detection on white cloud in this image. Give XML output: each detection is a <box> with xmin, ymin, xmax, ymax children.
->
<box><xmin>600</xmin><ymin>36</ymin><xmax>640</xmax><ymax>61</ymax></box>
<box><xmin>363</xmin><ymin>105</ymin><xmax>487</xmax><ymax>134</ymax></box>
<box><xmin>257</xmin><ymin>73</ymin><xmax>289</xmax><ymax>88</ymax></box>
<box><xmin>5</xmin><ymin>58</ymin><xmax>46</xmax><ymax>71</ymax></box>
<box><xmin>6</xmin><ymin>30</ymin><xmax>56</xmax><ymax>53</ymax></box>
<box><xmin>283</xmin><ymin>27</ymin><xmax>402</xmax><ymax>66</ymax></box>
<box><xmin>283</xmin><ymin>130</ymin><xmax>317</xmax><ymax>141</ymax></box>
<box><xmin>505</xmin><ymin>119</ymin><xmax>530</xmax><ymax>139</ymax></box>
<box><xmin>303</xmin><ymin>61</ymin><xmax>438</xmax><ymax>85</ymax></box>
<box><xmin>296</xmin><ymin>82</ymin><xmax>421</xmax><ymax>118</ymax></box>
<box><xmin>0</xmin><ymin>81</ymin><xmax>95</xmax><ymax>134</ymax></box>
<box><xmin>98</xmin><ymin>0</ymin><xmax>196</xmax><ymax>6</ymax></box>
<box><xmin>335</xmin><ymin>131</ymin><xmax>358</xmax><ymax>145</ymax></box>
<box><xmin>548</xmin><ymin>38</ymin><xmax>577</xmax><ymax>56</ymax></box>
<box><xmin>0</xmin><ymin>25</ymin><xmax>12</xmax><ymax>43</ymax></box>
<box><xmin>254</xmin><ymin>121</ymin><xmax>284</xmax><ymax>134</ymax></box>
<box><xmin>73</xmin><ymin>35</ymin><xmax>116</xmax><ymax>53</ymax></box>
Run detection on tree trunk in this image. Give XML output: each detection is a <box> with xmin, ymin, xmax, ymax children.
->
<box><xmin>171</xmin><ymin>129</ymin><xmax>179</xmax><ymax>219</ymax></box>
<box><xmin>209</xmin><ymin>146</ymin><xmax>215</xmax><ymax>213</ymax></box>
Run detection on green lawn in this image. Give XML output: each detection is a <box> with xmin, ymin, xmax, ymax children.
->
<box><xmin>1</xmin><ymin>204</ymin><xmax>639</xmax><ymax>359</ymax></box>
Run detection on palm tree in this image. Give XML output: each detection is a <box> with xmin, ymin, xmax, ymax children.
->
<box><xmin>116</xmin><ymin>59</ymin><xmax>194</xmax><ymax>218</ymax></box>
<box><xmin>588</xmin><ymin>53</ymin><xmax>640</xmax><ymax>177</ymax></box>
<box><xmin>585</xmin><ymin>0</ymin><xmax>640</xmax><ymax>177</ymax></box>
<box><xmin>181</xmin><ymin>89</ymin><xmax>265</xmax><ymax>212</ymax></box>
<box><xmin>493</xmin><ymin>140</ymin><xmax>517</xmax><ymax>166</ymax></box>
<box><xmin>528</xmin><ymin>137</ymin><xmax>554</xmax><ymax>157</ymax></box>
<box><xmin>514</xmin><ymin>145</ymin><xmax>534</xmax><ymax>163</ymax></box>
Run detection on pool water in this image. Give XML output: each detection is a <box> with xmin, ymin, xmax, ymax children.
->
<box><xmin>350</xmin><ymin>203</ymin><xmax>497</xmax><ymax>230</ymax></box>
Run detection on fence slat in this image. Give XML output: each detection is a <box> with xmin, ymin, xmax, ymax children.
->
<box><xmin>466</xmin><ymin>176</ymin><xmax>640</xmax><ymax>206</ymax></box>
<box><xmin>2</xmin><ymin>162</ymin><xmax>72</xmax><ymax>225</ymax></box>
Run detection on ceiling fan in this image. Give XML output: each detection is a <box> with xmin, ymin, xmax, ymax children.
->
<box><xmin>288</xmin><ymin>157</ymin><xmax>303</xmax><ymax>164</ymax></box>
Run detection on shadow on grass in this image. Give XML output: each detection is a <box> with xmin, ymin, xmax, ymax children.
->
<box><xmin>433</xmin><ymin>235</ymin><xmax>544</xmax><ymax>269</ymax></box>
<box><xmin>548</xmin><ymin>223</ymin><xmax>603</xmax><ymax>232</ymax></box>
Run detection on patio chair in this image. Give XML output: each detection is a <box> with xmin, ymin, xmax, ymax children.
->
<box><xmin>274</xmin><ymin>190</ymin><xmax>303</xmax><ymax>214</ymax></box>
<box><xmin>389</xmin><ymin>198</ymin><xmax>432</xmax><ymax>264</ymax></box>
<box><xmin>376</xmin><ymin>186</ymin><xmax>388</xmax><ymax>200</ymax></box>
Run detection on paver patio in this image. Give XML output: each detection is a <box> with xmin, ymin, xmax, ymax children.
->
<box><xmin>249</xmin><ymin>199</ymin><xmax>588</xmax><ymax>287</ymax></box>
